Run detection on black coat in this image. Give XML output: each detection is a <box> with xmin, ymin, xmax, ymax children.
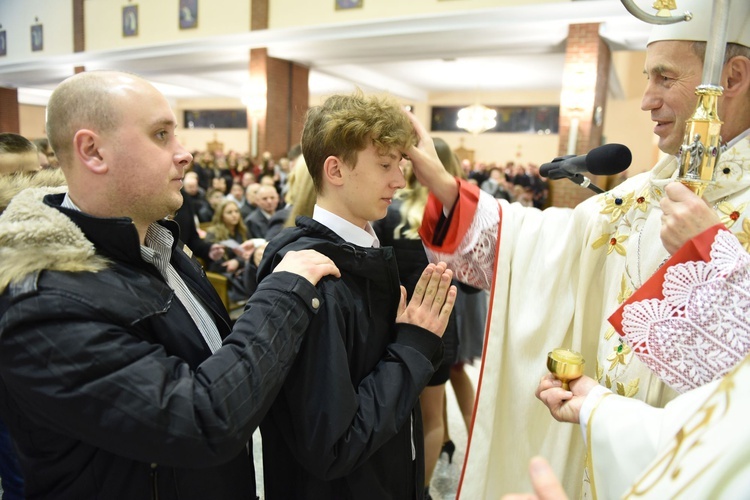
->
<box><xmin>257</xmin><ymin>217</ymin><xmax>442</xmax><ymax>500</ymax></box>
<box><xmin>0</xmin><ymin>193</ymin><xmax>323</xmax><ymax>500</ymax></box>
<box><xmin>244</xmin><ymin>207</ymin><xmax>271</xmax><ymax>239</ymax></box>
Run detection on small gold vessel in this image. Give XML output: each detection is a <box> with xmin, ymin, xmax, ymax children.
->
<box><xmin>547</xmin><ymin>348</ymin><xmax>585</xmax><ymax>390</ymax></box>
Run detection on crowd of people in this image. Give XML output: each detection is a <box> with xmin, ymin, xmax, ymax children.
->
<box><xmin>167</xmin><ymin>146</ymin><xmax>298</xmax><ymax>302</ymax></box>
<box><xmin>464</xmin><ymin>159</ymin><xmax>549</xmax><ymax>209</ymax></box>
<box><xmin>1</xmin><ymin>1</ymin><xmax>749</xmax><ymax>498</ymax></box>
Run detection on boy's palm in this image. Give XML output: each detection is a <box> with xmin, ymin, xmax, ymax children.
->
<box><xmin>396</xmin><ymin>262</ymin><xmax>457</xmax><ymax>337</ymax></box>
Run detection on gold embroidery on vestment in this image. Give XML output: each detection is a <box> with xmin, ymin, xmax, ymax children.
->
<box><xmin>717</xmin><ymin>201</ymin><xmax>748</xmax><ymax>228</ymax></box>
<box><xmin>600</xmin><ymin>192</ymin><xmax>635</xmax><ymax>223</ymax></box>
<box><xmin>735</xmin><ymin>218</ymin><xmax>750</xmax><ymax>251</ymax></box>
<box><xmin>616</xmin><ymin>378</ymin><xmax>639</xmax><ymax>398</ymax></box>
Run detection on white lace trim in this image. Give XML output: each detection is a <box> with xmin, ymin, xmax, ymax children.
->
<box><xmin>424</xmin><ymin>190</ymin><xmax>500</xmax><ymax>290</ymax></box>
<box><xmin>621</xmin><ymin>230</ymin><xmax>750</xmax><ymax>393</ymax></box>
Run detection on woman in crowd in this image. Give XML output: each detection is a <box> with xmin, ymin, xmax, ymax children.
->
<box><xmin>204</xmin><ymin>199</ymin><xmax>251</xmax><ymax>302</ymax></box>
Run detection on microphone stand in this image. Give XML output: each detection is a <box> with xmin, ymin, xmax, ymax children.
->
<box><xmin>543</xmin><ymin>168</ymin><xmax>606</xmax><ymax>194</ymax></box>
<box><xmin>566</xmin><ymin>173</ymin><xmax>605</xmax><ymax>194</ymax></box>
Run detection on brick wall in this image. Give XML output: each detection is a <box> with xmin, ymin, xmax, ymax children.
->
<box><xmin>249</xmin><ymin>48</ymin><xmax>310</xmax><ymax>162</ymax></box>
<box><xmin>0</xmin><ymin>88</ymin><xmax>20</xmax><ymax>133</ymax></box>
<box><xmin>551</xmin><ymin>23</ymin><xmax>611</xmax><ymax>208</ymax></box>
<box><xmin>264</xmin><ymin>56</ymin><xmax>310</xmax><ymax>160</ymax></box>
<box><xmin>248</xmin><ymin>0</ymin><xmax>310</xmax><ymax>162</ymax></box>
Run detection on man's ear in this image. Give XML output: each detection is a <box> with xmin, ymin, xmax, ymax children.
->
<box><xmin>73</xmin><ymin>129</ymin><xmax>108</xmax><ymax>174</ymax></box>
<box><xmin>323</xmin><ymin>155</ymin><xmax>345</xmax><ymax>187</ymax></box>
<box><xmin>723</xmin><ymin>56</ymin><xmax>750</xmax><ymax>98</ymax></box>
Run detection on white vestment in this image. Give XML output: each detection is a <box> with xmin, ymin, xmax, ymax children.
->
<box><xmin>419</xmin><ymin>134</ymin><xmax>750</xmax><ymax>498</ymax></box>
<box><xmin>585</xmin><ymin>226</ymin><xmax>750</xmax><ymax>498</ymax></box>
<box><xmin>587</xmin><ymin>351</ymin><xmax>750</xmax><ymax>499</ymax></box>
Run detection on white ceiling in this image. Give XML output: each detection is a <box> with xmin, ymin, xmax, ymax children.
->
<box><xmin>0</xmin><ymin>0</ymin><xmax>662</xmax><ymax>106</ymax></box>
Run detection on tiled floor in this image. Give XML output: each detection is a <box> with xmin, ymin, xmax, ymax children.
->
<box><xmin>253</xmin><ymin>361</ymin><xmax>481</xmax><ymax>500</ymax></box>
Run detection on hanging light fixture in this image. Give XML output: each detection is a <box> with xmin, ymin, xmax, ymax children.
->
<box><xmin>456</xmin><ymin>103</ymin><xmax>497</xmax><ymax>135</ymax></box>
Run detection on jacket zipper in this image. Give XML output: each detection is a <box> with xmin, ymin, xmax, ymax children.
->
<box><xmin>410</xmin><ymin>412</ymin><xmax>416</xmax><ymax>460</ymax></box>
<box><xmin>150</xmin><ymin>463</ymin><xmax>159</xmax><ymax>500</ymax></box>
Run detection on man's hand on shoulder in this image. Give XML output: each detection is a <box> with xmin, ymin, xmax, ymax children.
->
<box><xmin>396</xmin><ymin>261</ymin><xmax>457</xmax><ymax>337</ymax></box>
<box><xmin>273</xmin><ymin>249</ymin><xmax>340</xmax><ymax>286</ymax></box>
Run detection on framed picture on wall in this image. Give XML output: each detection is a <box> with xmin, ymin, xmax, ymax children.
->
<box><xmin>0</xmin><ymin>31</ymin><xmax>6</xmax><ymax>57</ymax></box>
<box><xmin>179</xmin><ymin>0</ymin><xmax>198</xmax><ymax>30</ymax></box>
<box><xmin>122</xmin><ymin>5</ymin><xmax>139</xmax><ymax>37</ymax></box>
<box><xmin>335</xmin><ymin>0</ymin><xmax>363</xmax><ymax>10</ymax></box>
<box><xmin>31</xmin><ymin>24</ymin><xmax>43</xmax><ymax>52</ymax></box>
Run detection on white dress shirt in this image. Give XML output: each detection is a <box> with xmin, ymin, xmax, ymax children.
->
<box><xmin>312</xmin><ymin>204</ymin><xmax>380</xmax><ymax>248</ymax></box>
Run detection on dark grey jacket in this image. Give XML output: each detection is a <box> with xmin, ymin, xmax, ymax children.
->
<box><xmin>0</xmin><ymin>187</ymin><xmax>322</xmax><ymax>500</ymax></box>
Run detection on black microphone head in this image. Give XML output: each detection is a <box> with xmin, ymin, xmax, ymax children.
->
<box><xmin>585</xmin><ymin>143</ymin><xmax>632</xmax><ymax>176</ymax></box>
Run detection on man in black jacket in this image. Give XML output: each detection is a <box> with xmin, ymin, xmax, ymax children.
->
<box><xmin>0</xmin><ymin>70</ymin><xmax>340</xmax><ymax>500</ymax></box>
<box><xmin>258</xmin><ymin>92</ymin><xmax>457</xmax><ymax>499</ymax></box>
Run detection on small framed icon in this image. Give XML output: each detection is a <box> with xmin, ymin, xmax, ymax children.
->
<box><xmin>122</xmin><ymin>5</ymin><xmax>139</xmax><ymax>37</ymax></box>
<box><xmin>335</xmin><ymin>0</ymin><xmax>363</xmax><ymax>10</ymax></box>
<box><xmin>0</xmin><ymin>30</ymin><xmax>6</xmax><ymax>57</ymax></box>
<box><xmin>31</xmin><ymin>25</ymin><xmax>43</xmax><ymax>52</ymax></box>
<box><xmin>179</xmin><ymin>0</ymin><xmax>198</xmax><ymax>30</ymax></box>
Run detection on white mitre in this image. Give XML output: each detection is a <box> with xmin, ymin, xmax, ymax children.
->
<box><xmin>647</xmin><ymin>0</ymin><xmax>750</xmax><ymax>48</ymax></box>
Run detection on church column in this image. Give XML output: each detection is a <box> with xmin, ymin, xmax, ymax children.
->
<box><xmin>550</xmin><ymin>23</ymin><xmax>611</xmax><ymax>208</ymax></box>
<box><xmin>248</xmin><ymin>0</ymin><xmax>310</xmax><ymax>163</ymax></box>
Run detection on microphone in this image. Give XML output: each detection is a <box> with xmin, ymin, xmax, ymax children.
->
<box><xmin>540</xmin><ymin>143</ymin><xmax>632</xmax><ymax>194</ymax></box>
<box><xmin>540</xmin><ymin>143</ymin><xmax>632</xmax><ymax>179</ymax></box>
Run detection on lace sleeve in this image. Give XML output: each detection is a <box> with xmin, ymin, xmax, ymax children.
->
<box><xmin>424</xmin><ymin>190</ymin><xmax>500</xmax><ymax>290</ymax></box>
<box><xmin>621</xmin><ymin>230</ymin><xmax>750</xmax><ymax>393</ymax></box>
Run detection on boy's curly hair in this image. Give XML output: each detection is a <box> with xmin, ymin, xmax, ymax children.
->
<box><xmin>301</xmin><ymin>91</ymin><xmax>417</xmax><ymax>193</ymax></box>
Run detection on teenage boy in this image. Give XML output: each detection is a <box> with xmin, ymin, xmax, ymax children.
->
<box><xmin>258</xmin><ymin>93</ymin><xmax>456</xmax><ymax>499</ymax></box>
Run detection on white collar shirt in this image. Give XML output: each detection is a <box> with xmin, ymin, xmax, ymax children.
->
<box><xmin>312</xmin><ymin>204</ymin><xmax>380</xmax><ymax>248</ymax></box>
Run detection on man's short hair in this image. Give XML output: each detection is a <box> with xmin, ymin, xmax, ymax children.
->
<box><xmin>690</xmin><ymin>42</ymin><xmax>750</xmax><ymax>65</ymax></box>
<box><xmin>206</xmin><ymin>187</ymin><xmax>224</xmax><ymax>200</ymax></box>
<box><xmin>300</xmin><ymin>91</ymin><xmax>417</xmax><ymax>193</ymax></box>
<box><xmin>0</xmin><ymin>133</ymin><xmax>37</xmax><ymax>155</ymax></box>
<box><xmin>0</xmin><ymin>133</ymin><xmax>42</xmax><ymax>175</ymax></box>
<box><xmin>45</xmin><ymin>71</ymin><xmax>127</xmax><ymax>166</ymax></box>
<box><xmin>257</xmin><ymin>184</ymin><xmax>279</xmax><ymax>197</ymax></box>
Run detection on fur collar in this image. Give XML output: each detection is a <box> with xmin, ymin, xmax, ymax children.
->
<box><xmin>0</xmin><ymin>171</ymin><xmax>109</xmax><ymax>293</ymax></box>
<box><xmin>0</xmin><ymin>169</ymin><xmax>66</xmax><ymax>214</ymax></box>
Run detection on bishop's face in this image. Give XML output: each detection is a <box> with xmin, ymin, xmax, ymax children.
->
<box><xmin>641</xmin><ymin>40</ymin><xmax>704</xmax><ymax>155</ymax></box>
